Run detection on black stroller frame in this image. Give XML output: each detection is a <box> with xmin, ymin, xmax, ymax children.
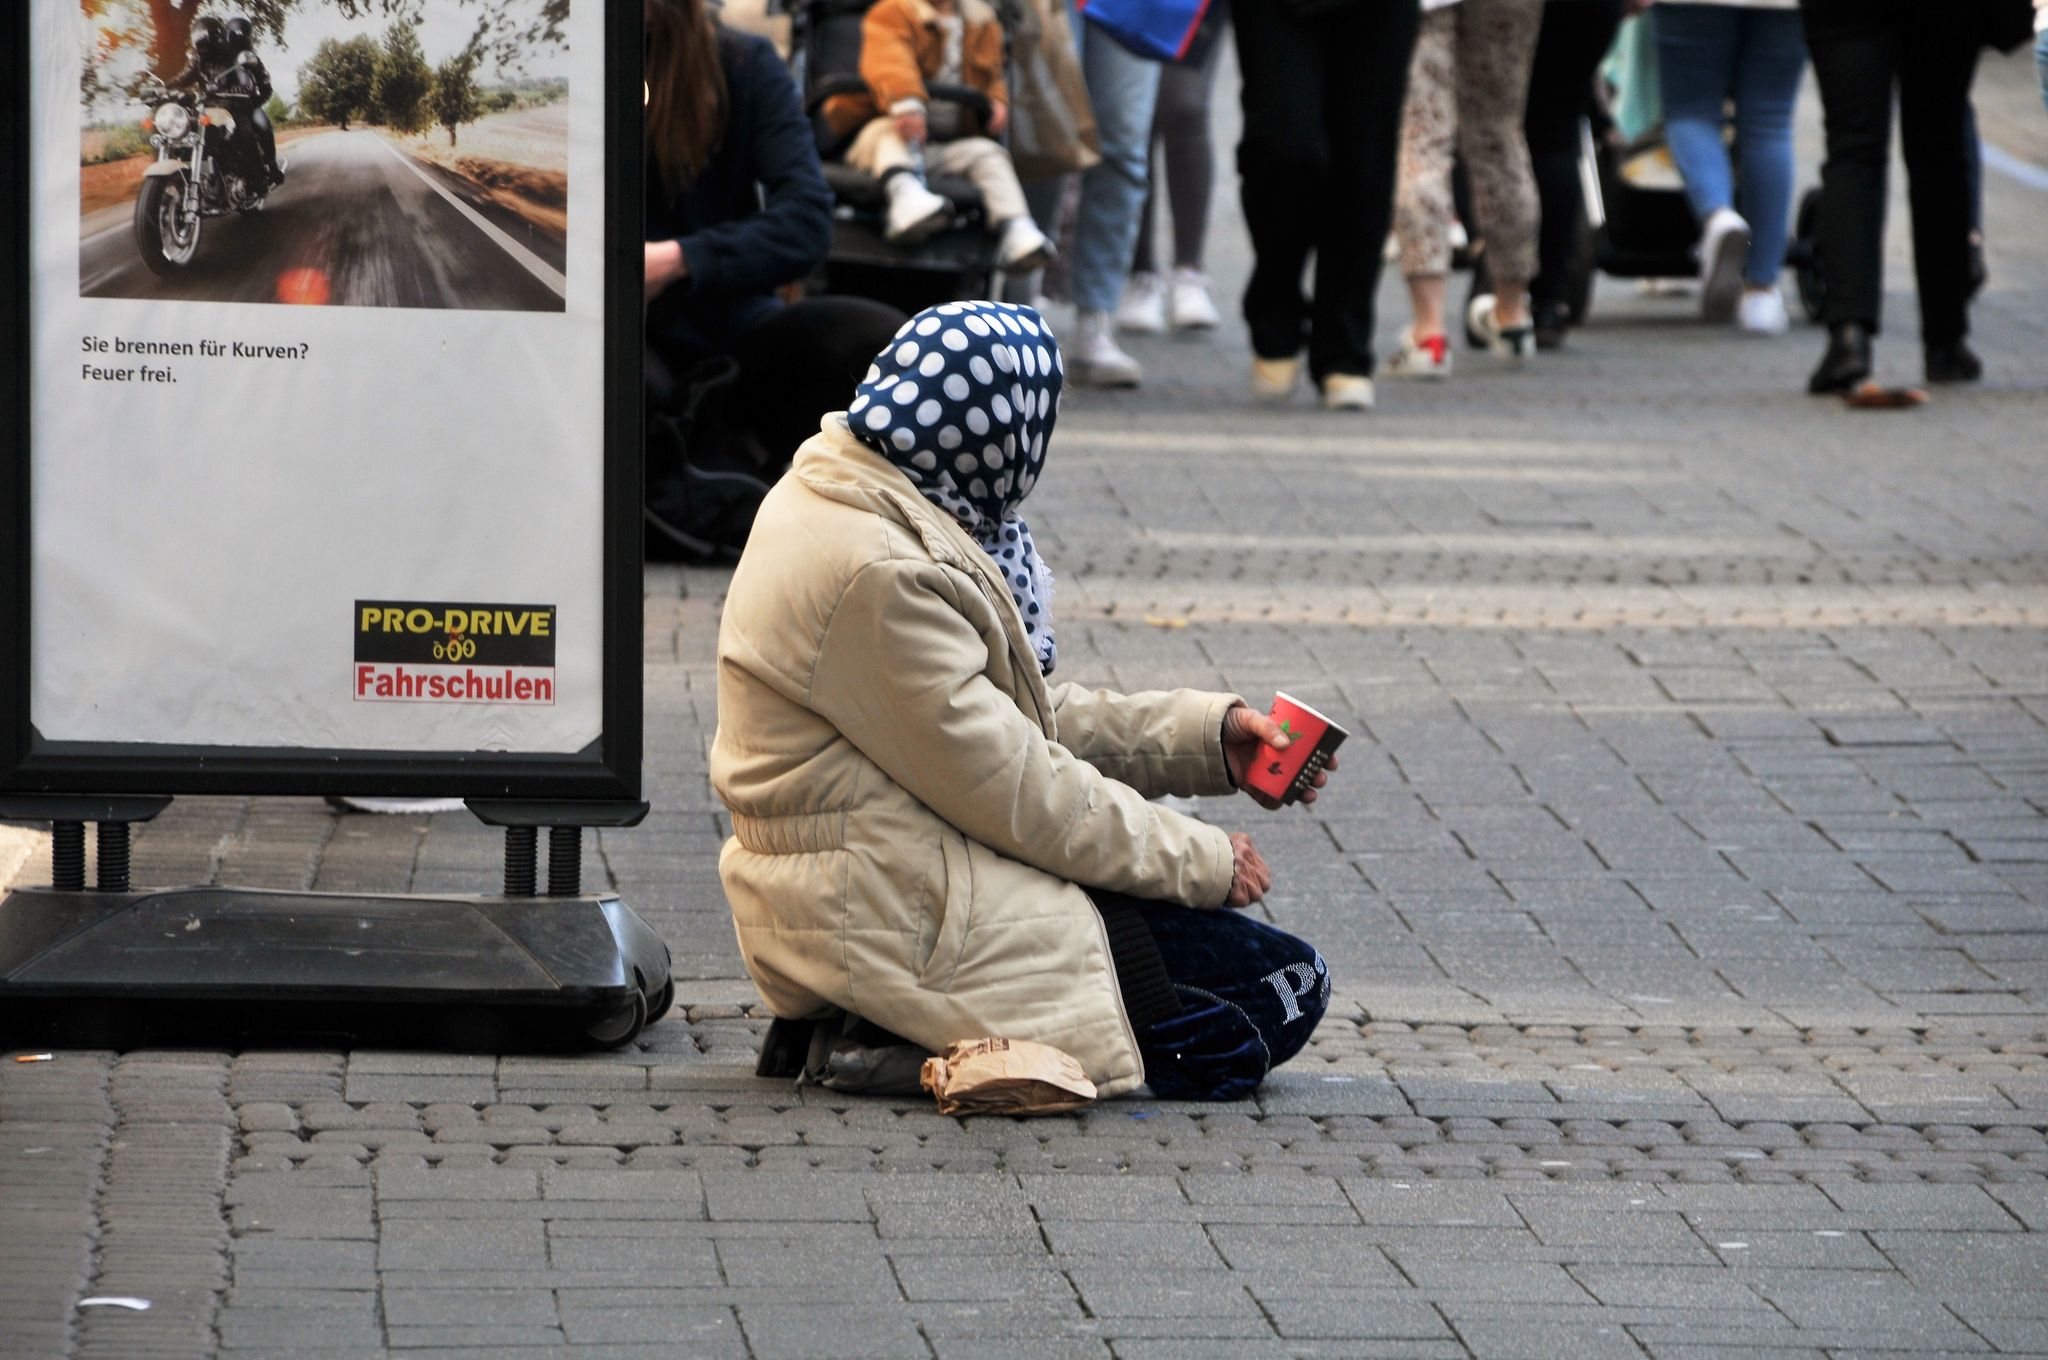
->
<box><xmin>785</xmin><ymin>0</ymin><xmax>1024</xmax><ymax>314</ymax></box>
<box><xmin>1562</xmin><ymin>83</ymin><xmax>1825</xmax><ymax>326</ymax></box>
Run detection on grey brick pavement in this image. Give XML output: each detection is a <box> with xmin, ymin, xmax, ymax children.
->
<box><xmin>5</xmin><ymin>47</ymin><xmax>2048</xmax><ymax>1360</ymax></box>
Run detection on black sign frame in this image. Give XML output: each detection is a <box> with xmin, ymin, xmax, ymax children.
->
<box><xmin>0</xmin><ymin>2</ymin><xmax>644</xmax><ymax>804</ymax></box>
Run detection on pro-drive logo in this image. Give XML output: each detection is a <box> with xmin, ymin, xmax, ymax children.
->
<box><xmin>353</xmin><ymin>601</ymin><xmax>556</xmax><ymax>705</ymax></box>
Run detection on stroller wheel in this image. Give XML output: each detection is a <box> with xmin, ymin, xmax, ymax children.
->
<box><xmin>1792</xmin><ymin>185</ymin><xmax>1825</xmax><ymax>324</ymax></box>
<box><xmin>1565</xmin><ymin>207</ymin><xmax>1598</xmax><ymax>328</ymax></box>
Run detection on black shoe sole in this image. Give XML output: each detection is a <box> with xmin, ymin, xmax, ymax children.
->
<box><xmin>1808</xmin><ymin>367</ymin><xmax>1869</xmax><ymax>396</ymax></box>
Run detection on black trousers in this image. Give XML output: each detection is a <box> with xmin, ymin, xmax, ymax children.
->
<box><xmin>1232</xmin><ymin>0</ymin><xmax>1420</xmax><ymax>380</ymax></box>
<box><xmin>249</xmin><ymin>105</ymin><xmax>280</xmax><ymax>181</ymax></box>
<box><xmin>1524</xmin><ymin>0</ymin><xmax>1623</xmax><ymax>314</ymax></box>
<box><xmin>646</xmin><ymin>295</ymin><xmax>907</xmax><ymax>460</ymax></box>
<box><xmin>1799</xmin><ymin>0</ymin><xmax>1982</xmax><ymax>344</ymax></box>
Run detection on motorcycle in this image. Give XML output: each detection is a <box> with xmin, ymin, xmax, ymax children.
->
<box><xmin>132</xmin><ymin>56</ymin><xmax>275</xmax><ymax>277</ymax></box>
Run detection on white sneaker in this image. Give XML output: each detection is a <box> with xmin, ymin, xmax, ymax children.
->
<box><xmin>883</xmin><ymin>175</ymin><xmax>953</xmax><ymax>244</ymax></box>
<box><xmin>1115</xmin><ymin>272</ymin><xmax>1168</xmax><ymax>335</ymax></box>
<box><xmin>1697</xmin><ymin>206</ymin><xmax>1750</xmax><ymax>323</ymax></box>
<box><xmin>1168</xmin><ymin>268</ymin><xmax>1221</xmax><ymax>331</ymax></box>
<box><xmin>1466</xmin><ymin>295</ymin><xmax>1534</xmax><ymax>362</ymax></box>
<box><xmin>995</xmin><ymin>216</ymin><xmax>1053</xmax><ymax>274</ymax></box>
<box><xmin>1382</xmin><ymin>330</ymin><xmax>1453</xmax><ymax>380</ymax></box>
<box><xmin>1320</xmin><ymin>373</ymin><xmax>1375</xmax><ymax>411</ymax></box>
<box><xmin>1250</xmin><ymin>354</ymin><xmax>1300</xmax><ymax>402</ymax></box>
<box><xmin>1737</xmin><ymin>286</ymin><xmax>1790</xmax><ymax>336</ymax></box>
<box><xmin>1070</xmin><ymin>309</ymin><xmax>1143</xmax><ymax>387</ymax></box>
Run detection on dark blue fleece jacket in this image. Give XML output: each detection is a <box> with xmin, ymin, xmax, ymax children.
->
<box><xmin>646</xmin><ymin>28</ymin><xmax>834</xmax><ymax>361</ymax></box>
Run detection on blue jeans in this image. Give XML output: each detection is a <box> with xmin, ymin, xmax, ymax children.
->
<box><xmin>1098</xmin><ymin>893</ymin><xmax>1330</xmax><ymax>1101</ymax></box>
<box><xmin>2037</xmin><ymin>28</ymin><xmax>2048</xmax><ymax>118</ymax></box>
<box><xmin>1654</xmin><ymin>4</ymin><xmax>1807</xmax><ymax>286</ymax></box>
<box><xmin>1063</xmin><ymin>12</ymin><xmax>1162</xmax><ymax>313</ymax></box>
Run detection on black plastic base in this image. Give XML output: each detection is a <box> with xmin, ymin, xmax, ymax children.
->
<box><xmin>0</xmin><ymin>886</ymin><xmax>673</xmax><ymax>1052</ymax></box>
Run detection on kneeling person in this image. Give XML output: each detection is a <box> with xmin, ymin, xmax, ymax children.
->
<box><xmin>826</xmin><ymin>0</ymin><xmax>1053</xmax><ymax>274</ymax></box>
<box><xmin>711</xmin><ymin>301</ymin><xmax>1337</xmax><ymax>1101</ymax></box>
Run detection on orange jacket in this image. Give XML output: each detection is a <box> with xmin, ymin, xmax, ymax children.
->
<box><xmin>823</xmin><ymin>0</ymin><xmax>1008</xmax><ymax>141</ymax></box>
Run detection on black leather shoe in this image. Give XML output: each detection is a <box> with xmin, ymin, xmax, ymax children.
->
<box><xmin>1808</xmin><ymin>323</ymin><xmax>1872</xmax><ymax>395</ymax></box>
<box><xmin>1924</xmin><ymin>339</ymin><xmax>1982</xmax><ymax>385</ymax></box>
<box><xmin>1533</xmin><ymin>301</ymin><xmax>1569</xmax><ymax>352</ymax></box>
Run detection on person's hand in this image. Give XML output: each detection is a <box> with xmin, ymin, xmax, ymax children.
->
<box><xmin>644</xmin><ymin>239</ymin><xmax>686</xmax><ymax>302</ymax></box>
<box><xmin>1223</xmin><ymin>702</ymin><xmax>1338</xmax><ymax>809</ymax></box>
<box><xmin>895</xmin><ymin>109</ymin><xmax>928</xmax><ymax>144</ymax></box>
<box><xmin>987</xmin><ymin>99</ymin><xmax>1008</xmax><ymax>137</ymax></box>
<box><xmin>1225</xmin><ymin>832</ymin><xmax>1271</xmax><ymax>908</ymax></box>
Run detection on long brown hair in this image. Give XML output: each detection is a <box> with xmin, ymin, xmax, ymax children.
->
<box><xmin>645</xmin><ymin>0</ymin><xmax>728</xmax><ymax>190</ymax></box>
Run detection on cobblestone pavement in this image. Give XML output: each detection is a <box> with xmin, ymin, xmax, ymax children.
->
<box><xmin>5</xmin><ymin>52</ymin><xmax>2048</xmax><ymax>1360</ymax></box>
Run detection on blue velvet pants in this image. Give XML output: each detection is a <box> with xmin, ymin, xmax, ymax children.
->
<box><xmin>1095</xmin><ymin>893</ymin><xmax>1332</xmax><ymax>1102</ymax></box>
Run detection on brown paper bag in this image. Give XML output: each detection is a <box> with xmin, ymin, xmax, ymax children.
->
<box><xmin>920</xmin><ymin>1037</ymin><xmax>1098</xmax><ymax>1115</ymax></box>
<box><xmin>1006</xmin><ymin>0</ymin><xmax>1102</xmax><ymax>182</ymax></box>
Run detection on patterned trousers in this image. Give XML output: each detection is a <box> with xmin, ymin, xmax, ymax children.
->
<box><xmin>1394</xmin><ymin>0</ymin><xmax>1544</xmax><ymax>285</ymax></box>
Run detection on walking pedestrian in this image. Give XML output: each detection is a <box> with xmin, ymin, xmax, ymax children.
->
<box><xmin>1116</xmin><ymin>0</ymin><xmax>1230</xmax><ymax>335</ymax></box>
<box><xmin>1650</xmin><ymin>0</ymin><xmax>1807</xmax><ymax>335</ymax></box>
<box><xmin>2036</xmin><ymin>0</ymin><xmax>2048</xmax><ymax>115</ymax></box>
<box><xmin>1234</xmin><ymin>0</ymin><xmax>1422</xmax><ymax>410</ymax></box>
<box><xmin>1031</xmin><ymin>3</ymin><xmax>1164</xmax><ymax>386</ymax></box>
<box><xmin>1523</xmin><ymin>0</ymin><xmax>1626</xmax><ymax>350</ymax></box>
<box><xmin>1798</xmin><ymin>0</ymin><xmax>1991</xmax><ymax>392</ymax></box>
<box><xmin>1384</xmin><ymin>0</ymin><xmax>1545</xmax><ymax>382</ymax></box>
<box><xmin>711</xmin><ymin>301</ymin><xmax>1340</xmax><ymax>1101</ymax></box>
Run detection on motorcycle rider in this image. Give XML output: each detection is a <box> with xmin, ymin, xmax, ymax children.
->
<box><xmin>170</xmin><ymin>14</ymin><xmax>285</xmax><ymax>187</ymax></box>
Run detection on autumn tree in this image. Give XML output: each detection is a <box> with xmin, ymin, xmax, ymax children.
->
<box><xmin>431</xmin><ymin>54</ymin><xmax>482</xmax><ymax>146</ymax></box>
<box><xmin>296</xmin><ymin>34</ymin><xmax>378</xmax><ymax>130</ymax></box>
<box><xmin>372</xmin><ymin>20</ymin><xmax>433</xmax><ymax>136</ymax></box>
<box><xmin>117</xmin><ymin>0</ymin><xmax>567</xmax><ymax>81</ymax></box>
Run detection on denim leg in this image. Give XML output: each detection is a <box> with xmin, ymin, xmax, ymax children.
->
<box><xmin>1654</xmin><ymin>4</ymin><xmax>1740</xmax><ymax>224</ymax></box>
<box><xmin>1731</xmin><ymin>10</ymin><xmax>1807</xmax><ymax>284</ymax></box>
<box><xmin>2038</xmin><ymin>29</ymin><xmax>2048</xmax><ymax>118</ymax></box>
<box><xmin>1068</xmin><ymin>14</ymin><xmax>1162</xmax><ymax>312</ymax></box>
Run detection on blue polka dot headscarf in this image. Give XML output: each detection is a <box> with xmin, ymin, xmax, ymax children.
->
<box><xmin>848</xmin><ymin>300</ymin><xmax>1064</xmax><ymax>674</ymax></box>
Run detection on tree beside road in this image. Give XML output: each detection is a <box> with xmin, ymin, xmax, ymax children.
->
<box><xmin>372</xmin><ymin>20</ymin><xmax>432</xmax><ymax>136</ymax></box>
<box><xmin>298</xmin><ymin>34</ymin><xmax>378</xmax><ymax>130</ymax></box>
<box><xmin>433</xmin><ymin>53</ymin><xmax>482</xmax><ymax>146</ymax></box>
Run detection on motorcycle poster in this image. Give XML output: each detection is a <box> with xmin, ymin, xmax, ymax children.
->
<box><xmin>3</xmin><ymin>1</ymin><xmax>644</xmax><ymax>800</ymax></box>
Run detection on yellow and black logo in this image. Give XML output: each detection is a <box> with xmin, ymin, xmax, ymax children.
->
<box><xmin>353</xmin><ymin>600</ymin><xmax>557</xmax><ymax>667</ymax></box>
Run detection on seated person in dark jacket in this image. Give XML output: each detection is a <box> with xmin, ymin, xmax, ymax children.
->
<box><xmin>643</xmin><ymin>0</ymin><xmax>906</xmax><ymax>481</ymax></box>
<box><xmin>171</xmin><ymin>15</ymin><xmax>284</xmax><ymax>187</ymax></box>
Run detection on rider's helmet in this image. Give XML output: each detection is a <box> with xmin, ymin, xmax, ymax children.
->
<box><xmin>223</xmin><ymin>17</ymin><xmax>255</xmax><ymax>56</ymax></box>
<box><xmin>192</xmin><ymin>16</ymin><xmax>227</xmax><ymax>60</ymax></box>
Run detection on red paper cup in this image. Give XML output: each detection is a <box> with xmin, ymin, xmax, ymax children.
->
<box><xmin>1243</xmin><ymin>693</ymin><xmax>1348</xmax><ymax>807</ymax></box>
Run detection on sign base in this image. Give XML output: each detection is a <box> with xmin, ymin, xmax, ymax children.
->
<box><xmin>0</xmin><ymin>885</ymin><xmax>673</xmax><ymax>1051</ymax></box>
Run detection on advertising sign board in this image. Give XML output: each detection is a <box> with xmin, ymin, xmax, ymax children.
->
<box><xmin>2</xmin><ymin>0</ymin><xmax>642</xmax><ymax>802</ymax></box>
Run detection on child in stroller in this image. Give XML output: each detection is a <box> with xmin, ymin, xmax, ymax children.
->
<box><xmin>821</xmin><ymin>0</ymin><xmax>1053</xmax><ymax>275</ymax></box>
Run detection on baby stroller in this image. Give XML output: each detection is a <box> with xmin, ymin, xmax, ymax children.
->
<box><xmin>1561</xmin><ymin>17</ymin><xmax>1823</xmax><ymax>326</ymax></box>
<box><xmin>789</xmin><ymin>0</ymin><xmax>1016</xmax><ymax>314</ymax></box>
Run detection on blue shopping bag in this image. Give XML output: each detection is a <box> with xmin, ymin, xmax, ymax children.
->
<box><xmin>1078</xmin><ymin>0</ymin><xmax>1213</xmax><ymax>63</ymax></box>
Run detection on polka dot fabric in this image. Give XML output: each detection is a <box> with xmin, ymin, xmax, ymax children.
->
<box><xmin>848</xmin><ymin>300</ymin><xmax>1065</xmax><ymax>675</ymax></box>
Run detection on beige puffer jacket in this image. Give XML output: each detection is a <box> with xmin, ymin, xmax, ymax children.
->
<box><xmin>711</xmin><ymin>417</ymin><xmax>1242</xmax><ymax>1095</ymax></box>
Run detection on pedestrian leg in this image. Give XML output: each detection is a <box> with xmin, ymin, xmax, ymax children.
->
<box><xmin>1231</xmin><ymin>0</ymin><xmax>1329</xmax><ymax>364</ymax></box>
<box><xmin>1896</xmin><ymin>10</ymin><xmax>1983</xmax><ymax>350</ymax></box>
<box><xmin>1799</xmin><ymin>0</ymin><xmax>1898</xmax><ymax>336</ymax></box>
<box><xmin>1452</xmin><ymin>0</ymin><xmax>1543</xmax><ymax>326</ymax></box>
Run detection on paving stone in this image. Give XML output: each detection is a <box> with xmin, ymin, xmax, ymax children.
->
<box><xmin>377</xmin><ymin>1220</ymin><xmax>548</xmax><ymax>1272</ymax></box>
<box><xmin>735</xmin><ymin>1304</ymin><xmax>931</xmax><ymax>1359</ymax></box>
<box><xmin>1251</xmin><ymin>1289</ymin><xmax>1454</xmax><ymax>1341</ymax></box>
<box><xmin>14</xmin><ymin>68</ymin><xmax>2048</xmax><ymax>1360</ymax></box>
